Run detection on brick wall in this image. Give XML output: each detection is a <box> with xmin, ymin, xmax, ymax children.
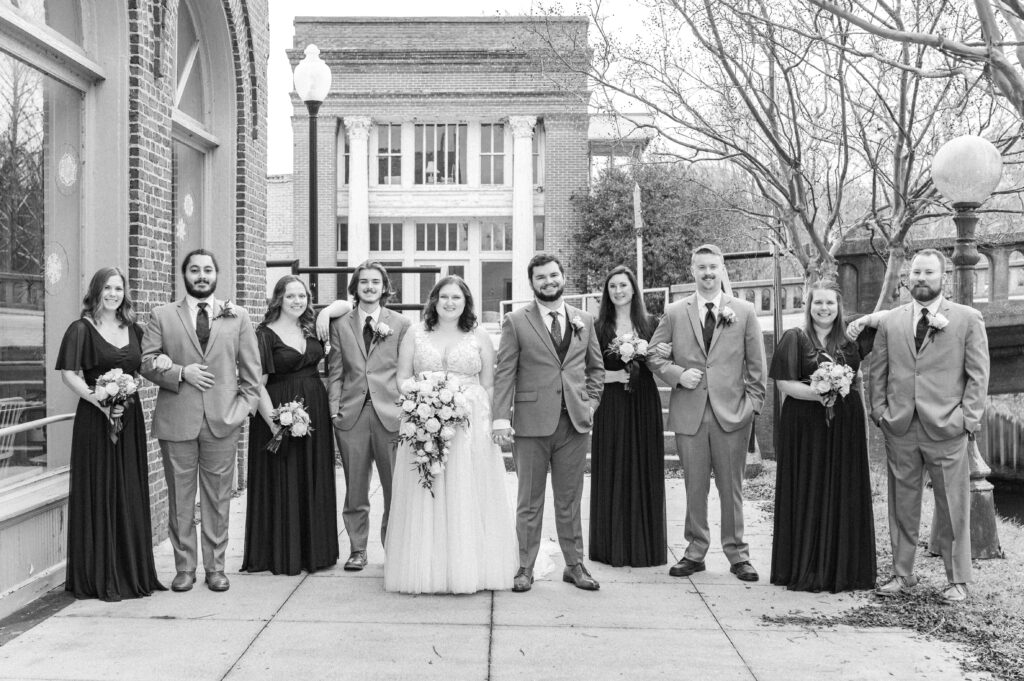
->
<box><xmin>127</xmin><ymin>0</ymin><xmax>268</xmax><ymax>540</ymax></box>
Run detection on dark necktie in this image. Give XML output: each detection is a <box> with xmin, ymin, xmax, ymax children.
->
<box><xmin>363</xmin><ymin>315</ymin><xmax>374</xmax><ymax>354</ymax></box>
<box><xmin>196</xmin><ymin>302</ymin><xmax>210</xmax><ymax>352</ymax></box>
<box><xmin>915</xmin><ymin>308</ymin><xmax>929</xmax><ymax>351</ymax></box>
<box><xmin>549</xmin><ymin>311</ymin><xmax>562</xmax><ymax>346</ymax></box>
<box><xmin>702</xmin><ymin>302</ymin><xmax>715</xmax><ymax>352</ymax></box>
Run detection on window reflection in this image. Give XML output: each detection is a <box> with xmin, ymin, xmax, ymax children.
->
<box><xmin>5</xmin><ymin>0</ymin><xmax>82</xmax><ymax>45</ymax></box>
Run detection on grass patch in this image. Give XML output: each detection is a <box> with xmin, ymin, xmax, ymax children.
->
<box><xmin>757</xmin><ymin>447</ymin><xmax>1024</xmax><ymax>681</ymax></box>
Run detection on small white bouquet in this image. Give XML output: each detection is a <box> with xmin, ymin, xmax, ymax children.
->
<box><xmin>93</xmin><ymin>368</ymin><xmax>139</xmax><ymax>443</ymax></box>
<box><xmin>396</xmin><ymin>371</ymin><xmax>470</xmax><ymax>496</ymax></box>
<box><xmin>808</xmin><ymin>359</ymin><xmax>855</xmax><ymax>425</ymax></box>
<box><xmin>605</xmin><ymin>332</ymin><xmax>650</xmax><ymax>393</ymax></box>
<box><xmin>267</xmin><ymin>398</ymin><xmax>313</xmax><ymax>453</ymax></box>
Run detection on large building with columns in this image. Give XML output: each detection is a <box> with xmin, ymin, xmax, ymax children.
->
<box><xmin>288</xmin><ymin>16</ymin><xmax>591</xmax><ymax>321</ymax></box>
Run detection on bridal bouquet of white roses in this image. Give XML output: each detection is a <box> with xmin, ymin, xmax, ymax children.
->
<box><xmin>396</xmin><ymin>371</ymin><xmax>470</xmax><ymax>496</ymax></box>
<box><xmin>605</xmin><ymin>332</ymin><xmax>650</xmax><ymax>393</ymax></box>
<box><xmin>808</xmin><ymin>360</ymin><xmax>855</xmax><ymax>425</ymax></box>
<box><xmin>93</xmin><ymin>368</ymin><xmax>139</xmax><ymax>443</ymax></box>
<box><xmin>267</xmin><ymin>398</ymin><xmax>312</xmax><ymax>453</ymax></box>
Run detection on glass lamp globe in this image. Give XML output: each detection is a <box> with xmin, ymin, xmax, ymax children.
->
<box><xmin>293</xmin><ymin>44</ymin><xmax>332</xmax><ymax>103</ymax></box>
<box><xmin>931</xmin><ymin>135</ymin><xmax>1003</xmax><ymax>207</ymax></box>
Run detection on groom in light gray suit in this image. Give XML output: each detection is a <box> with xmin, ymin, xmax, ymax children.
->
<box><xmin>142</xmin><ymin>249</ymin><xmax>261</xmax><ymax>593</ymax></box>
<box><xmin>493</xmin><ymin>254</ymin><xmax>605</xmax><ymax>593</ymax></box>
<box><xmin>869</xmin><ymin>248</ymin><xmax>989</xmax><ymax>603</ymax></box>
<box><xmin>328</xmin><ymin>261</ymin><xmax>411</xmax><ymax>571</ymax></box>
<box><xmin>648</xmin><ymin>244</ymin><xmax>765</xmax><ymax>582</ymax></box>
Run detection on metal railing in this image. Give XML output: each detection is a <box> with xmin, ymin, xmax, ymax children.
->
<box><xmin>498</xmin><ymin>287</ymin><xmax>670</xmax><ymax>320</ymax></box>
<box><xmin>266</xmin><ymin>260</ymin><xmax>442</xmax><ymax>311</ymax></box>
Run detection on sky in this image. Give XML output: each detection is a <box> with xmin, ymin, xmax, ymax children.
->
<box><xmin>267</xmin><ymin>0</ymin><xmax>545</xmax><ymax>174</ymax></box>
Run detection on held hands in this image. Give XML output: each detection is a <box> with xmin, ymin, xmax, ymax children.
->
<box><xmin>183</xmin><ymin>364</ymin><xmax>215</xmax><ymax>391</ymax></box>
<box><xmin>151</xmin><ymin>353</ymin><xmax>173</xmax><ymax>372</ymax></box>
<box><xmin>678</xmin><ymin>368</ymin><xmax>703</xmax><ymax>390</ymax></box>
<box><xmin>492</xmin><ymin>427</ymin><xmax>515</xmax><ymax>447</ymax></box>
<box><xmin>606</xmin><ymin>369</ymin><xmax>629</xmax><ymax>384</ymax></box>
<box><xmin>845</xmin><ymin>317</ymin><xmax>866</xmax><ymax>341</ymax></box>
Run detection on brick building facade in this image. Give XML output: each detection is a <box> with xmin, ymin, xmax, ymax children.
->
<box><xmin>288</xmin><ymin>17</ymin><xmax>592</xmax><ymax>316</ymax></box>
<box><xmin>0</xmin><ymin>1</ymin><xmax>268</xmax><ymax>617</ymax></box>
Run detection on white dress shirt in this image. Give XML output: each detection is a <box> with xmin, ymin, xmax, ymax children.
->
<box><xmin>696</xmin><ymin>292</ymin><xmax>723</xmax><ymax>321</ymax></box>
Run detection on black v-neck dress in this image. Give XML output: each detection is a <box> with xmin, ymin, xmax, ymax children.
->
<box><xmin>56</xmin><ymin>319</ymin><xmax>165</xmax><ymax>601</ymax></box>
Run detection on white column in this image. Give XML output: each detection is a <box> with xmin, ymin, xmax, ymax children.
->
<box><xmin>345</xmin><ymin>115</ymin><xmax>372</xmax><ymax>266</ymax></box>
<box><xmin>509</xmin><ymin>115</ymin><xmax>536</xmax><ymax>306</ymax></box>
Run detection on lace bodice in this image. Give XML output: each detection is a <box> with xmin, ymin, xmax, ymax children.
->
<box><xmin>413</xmin><ymin>327</ymin><xmax>482</xmax><ymax>384</ymax></box>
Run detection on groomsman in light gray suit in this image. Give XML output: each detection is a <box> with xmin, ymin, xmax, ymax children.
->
<box><xmin>142</xmin><ymin>249</ymin><xmax>261</xmax><ymax>593</ymax></box>
<box><xmin>869</xmin><ymin>248</ymin><xmax>989</xmax><ymax>603</ymax></box>
<box><xmin>648</xmin><ymin>244</ymin><xmax>765</xmax><ymax>582</ymax></box>
<box><xmin>328</xmin><ymin>261</ymin><xmax>411</xmax><ymax>572</ymax></box>
<box><xmin>493</xmin><ymin>254</ymin><xmax>605</xmax><ymax>593</ymax></box>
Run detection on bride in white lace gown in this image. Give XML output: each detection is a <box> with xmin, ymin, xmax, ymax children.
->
<box><xmin>384</xmin><ymin>276</ymin><xmax>518</xmax><ymax>593</ymax></box>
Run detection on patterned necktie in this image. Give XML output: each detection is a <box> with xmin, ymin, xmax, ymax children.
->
<box><xmin>196</xmin><ymin>302</ymin><xmax>210</xmax><ymax>352</ymax></box>
<box><xmin>363</xmin><ymin>315</ymin><xmax>374</xmax><ymax>354</ymax></box>
<box><xmin>549</xmin><ymin>311</ymin><xmax>562</xmax><ymax>346</ymax></box>
<box><xmin>703</xmin><ymin>302</ymin><xmax>715</xmax><ymax>352</ymax></box>
<box><xmin>915</xmin><ymin>308</ymin><xmax>929</xmax><ymax>351</ymax></box>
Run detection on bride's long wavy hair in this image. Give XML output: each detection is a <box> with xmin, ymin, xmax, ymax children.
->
<box><xmin>423</xmin><ymin>275</ymin><xmax>477</xmax><ymax>332</ymax></box>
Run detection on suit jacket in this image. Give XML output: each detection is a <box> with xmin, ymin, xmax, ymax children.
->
<box><xmin>868</xmin><ymin>298</ymin><xmax>989</xmax><ymax>441</ymax></box>
<box><xmin>492</xmin><ymin>301</ymin><xmax>605</xmax><ymax>437</ymax></box>
<box><xmin>648</xmin><ymin>293</ymin><xmax>766</xmax><ymax>436</ymax></box>
<box><xmin>141</xmin><ymin>298</ymin><xmax>261</xmax><ymax>441</ymax></box>
<box><xmin>328</xmin><ymin>306</ymin><xmax>411</xmax><ymax>432</ymax></box>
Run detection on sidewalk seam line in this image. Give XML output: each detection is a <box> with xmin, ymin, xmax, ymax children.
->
<box><xmin>487</xmin><ymin>590</ymin><xmax>495</xmax><ymax>681</ymax></box>
<box><xmin>217</xmin><ymin>572</ymin><xmax>310</xmax><ymax>681</ymax></box>
<box><xmin>691</xmin><ymin>578</ymin><xmax>760</xmax><ymax>681</ymax></box>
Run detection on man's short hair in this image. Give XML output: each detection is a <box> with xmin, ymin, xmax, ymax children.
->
<box><xmin>181</xmin><ymin>248</ymin><xmax>219</xmax><ymax>277</ymax></box>
<box><xmin>691</xmin><ymin>243</ymin><xmax>724</xmax><ymax>261</ymax></box>
<box><xmin>912</xmin><ymin>248</ymin><xmax>947</xmax><ymax>274</ymax></box>
<box><xmin>527</xmin><ymin>253</ymin><xmax>563</xmax><ymax>280</ymax></box>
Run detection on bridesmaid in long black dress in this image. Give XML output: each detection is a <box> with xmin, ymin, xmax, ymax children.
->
<box><xmin>242</xmin><ymin>275</ymin><xmax>339</xmax><ymax>575</ymax></box>
<box><xmin>589</xmin><ymin>265</ymin><xmax>668</xmax><ymax>567</ymax></box>
<box><xmin>56</xmin><ymin>267</ymin><xmax>165</xmax><ymax>601</ymax></box>
<box><xmin>770</xmin><ymin>279</ymin><xmax>876</xmax><ymax>593</ymax></box>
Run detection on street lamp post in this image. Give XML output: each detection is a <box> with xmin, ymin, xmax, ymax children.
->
<box><xmin>293</xmin><ymin>44</ymin><xmax>332</xmax><ymax>304</ymax></box>
<box><xmin>930</xmin><ymin>134</ymin><xmax>1004</xmax><ymax>559</ymax></box>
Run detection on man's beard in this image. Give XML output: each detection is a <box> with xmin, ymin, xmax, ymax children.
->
<box><xmin>910</xmin><ymin>282</ymin><xmax>940</xmax><ymax>303</ymax></box>
<box><xmin>185</xmin><ymin>278</ymin><xmax>217</xmax><ymax>300</ymax></box>
<box><xmin>533</xmin><ymin>282</ymin><xmax>564</xmax><ymax>302</ymax></box>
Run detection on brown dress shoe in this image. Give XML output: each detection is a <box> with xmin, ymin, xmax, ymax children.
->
<box><xmin>512</xmin><ymin>567</ymin><xmax>534</xmax><ymax>592</ymax></box>
<box><xmin>171</xmin><ymin>571</ymin><xmax>196</xmax><ymax>592</ymax></box>
<box><xmin>668</xmin><ymin>558</ymin><xmax>705</xmax><ymax>577</ymax></box>
<box><xmin>205</xmin><ymin>571</ymin><xmax>230</xmax><ymax>592</ymax></box>
<box><xmin>562</xmin><ymin>563</ymin><xmax>600</xmax><ymax>591</ymax></box>
<box><xmin>730</xmin><ymin>561</ymin><xmax>759</xmax><ymax>582</ymax></box>
<box><xmin>344</xmin><ymin>551</ymin><xmax>367</xmax><ymax>571</ymax></box>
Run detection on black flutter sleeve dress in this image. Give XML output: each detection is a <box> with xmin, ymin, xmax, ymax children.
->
<box><xmin>769</xmin><ymin>325</ymin><xmax>877</xmax><ymax>592</ymax></box>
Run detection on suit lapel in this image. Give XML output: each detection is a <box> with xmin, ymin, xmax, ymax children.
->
<box><xmin>526</xmin><ymin>301</ymin><xmax>561</xmax><ymax>363</ymax></box>
<box><xmin>685</xmin><ymin>295</ymin><xmax>707</xmax><ymax>358</ymax></box>
<box><xmin>350</xmin><ymin>310</ymin><xmax>368</xmax><ymax>360</ymax></box>
<box><xmin>562</xmin><ymin>304</ymin><xmax>580</xmax><ymax>365</ymax></box>
<box><xmin>368</xmin><ymin>309</ymin><xmax>392</xmax><ymax>357</ymax></box>
<box><xmin>205</xmin><ymin>297</ymin><xmax>223</xmax><ymax>354</ymax></box>
<box><xmin>707</xmin><ymin>294</ymin><xmax>732</xmax><ymax>355</ymax></box>
<box><xmin>899</xmin><ymin>304</ymin><xmax>917</xmax><ymax>358</ymax></box>
<box><xmin>918</xmin><ymin>300</ymin><xmax>950</xmax><ymax>354</ymax></box>
<box><xmin>175</xmin><ymin>299</ymin><xmax>203</xmax><ymax>355</ymax></box>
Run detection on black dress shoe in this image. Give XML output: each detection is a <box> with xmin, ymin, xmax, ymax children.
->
<box><xmin>205</xmin><ymin>571</ymin><xmax>230</xmax><ymax>592</ymax></box>
<box><xmin>344</xmin><ymin>551</ymin><xmax>367</xmax><ymax>571</ymax></box>
<box><xmin>512</xmin><ymin>567</ymin><xmax>534</xmax><ymax>592</ymax></box>
<box><xmin>171</xmin><ymin>570</ymin><xmax>196</xmax><ymax>592</ymax></box>
<box><xmin>562</xmin><ymin>563</ymin><xmax>600</xmax><ymax>591</ymax></box>
<box><xmin>668</xmin><ymin>558</ymin><xmax>705</xmax><ymax>577</ymax></box>
<box><xmin>730</xmin><ymin>561</ymin><xmax>759</xmax><ymax>582</ymax></box>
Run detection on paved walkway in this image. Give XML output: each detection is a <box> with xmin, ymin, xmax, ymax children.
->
<box><xmin>0</xmin><ymin>474</ymin><xmax>986</xmax><ymax>680</ymax></box>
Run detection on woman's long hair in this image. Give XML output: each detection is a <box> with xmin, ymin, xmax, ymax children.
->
<box><xmin>803</xmin><ymin>279</ymin><xmax>849</xmax><ymax>358</ymax></box>
<box><xmin>262</xmin><ymin>275</ymin><xmax>316</xmax><ymax>337</ymax></box>
<box><xmin>596</xmin><ymin>265</ymin><xmax>655</xmax><ymax>342</ymax></box>
<box><xmin>422</xmin><ymin>275</ymin><xmax>477</xmax><ymax>332</ymax></box>
<box><xmin>81</xmin><ymin>267</ymin><xmax>136</xmax><ymax>327</ymax></box>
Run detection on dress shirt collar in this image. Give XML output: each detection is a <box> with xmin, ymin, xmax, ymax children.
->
<box><xmin>539</xmin><ymin>302</ymin><xmax>566</xmax><ymax>332</ymax></box>
<box><xmin>357</xmin><ymin>304</ymin><xmax>381</xmax><ymax>326</ymax></box>
<box><xmin>696</xmin><ymin>292</ymin><xmax>722</xmax><ymax>312</ymax></box>
<box><xmin>912</xmin><ymin>296</ymin><xmax>942</xmax><ymax>320</ymax></box>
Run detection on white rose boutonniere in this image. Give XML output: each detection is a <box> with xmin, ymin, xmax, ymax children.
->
<box><xmin>570</xmin><ymin>314</ymin><xmax>585</xmax><ymax>338</ymax></box>
<box><xmin>372</xmin><ymin>321</ymin><xmax>393</xmax><ymax>342</ymax></box>
<box><xmin>717</xmin><ymin>306</ymin><xmax>737</xmax><ymax>327</ymax></box>
<box><xmin>213</xmin><ymin>300</ymin><xmax>238</xmax><ymax>320</ymax></box>
<box><xmin>928</xmin><ymin>312</ymin><xmax>949</xmax><ymax>332</ymax></box>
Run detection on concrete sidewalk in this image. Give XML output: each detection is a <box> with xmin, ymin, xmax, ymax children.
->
<box><xmin>0</xmin><ymin>474</ymin><xmax>988</xmax><ymax>680</ymax></box>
